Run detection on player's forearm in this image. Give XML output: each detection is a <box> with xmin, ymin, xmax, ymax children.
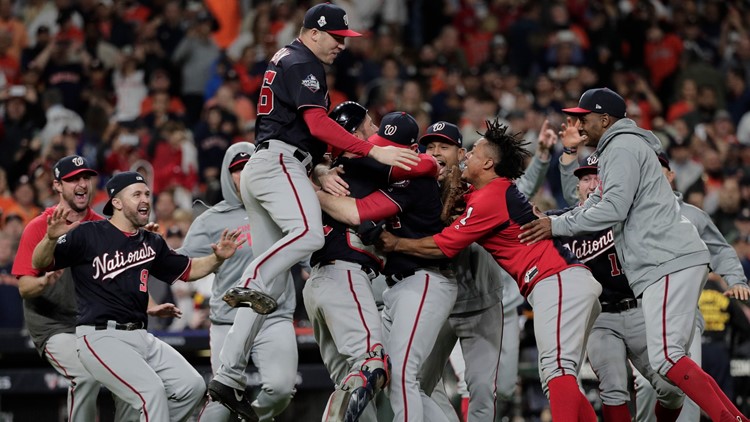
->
<box><xmin>317</xmin><ymin>191</ymin><xmax>361</xmax><ymax>225</ymax></box>
<box><xmin>18</xmin><ymin>275</ymin><xmax>49</xmax><ymax>299</ymax></box>
<box><xmin>303</xmin><ymin>108</ymin><xmax>374</xmax><ymax>156</ymax></box>
<box><xmin>31</xmin><ymin>235</ymin><xmax>57</xmax><ymax>271</ymax></box>
<box><xmin>394</xmin><ymin>236</ymin><xmax>447</xmax><ymax>259</ymax></box>
<box><xmin>186</xmin><ymin>255</ymin><xmax>223</xmax><ymax>281</ymax></box>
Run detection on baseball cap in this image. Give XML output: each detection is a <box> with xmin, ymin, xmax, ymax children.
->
<box><xmin>419</xmin><ymin>121</ymin><xmax>462</xmax><ymax>147</ymax></box>
<box><xmin>103</xmin><ymin>172</ymin><xmax>148</xmax><ymax>216</ymax></box>
<box><xmin>53</xmin><ymin>155</ymin><xmax>98</xmax><ymax>181</ymax></box>
<box><xmin>562</xmin><ymin>88</ymin><xmax>627</xmax><ymax>118</ymax></box>
<box><xmin>657</xmin><ymin>151</ymin><xmax>671</xmax><ymax>171</ymax></box>
<box><xmin>229</xmin><ymin>152</ymin><xmax>251</xmax><ymax>171</ymax></box>
<box><xmin>368</xmin><ymin>112</ymin><xmax>419</xmax><ymax>148</ymax></box>
<box><xmin>303</xmin><ymin>3</ymin><xmax>362</xmax><ymax>37</ymax></box>
<box><xmin>573</xmin><ymin>154</ymin><xmax>599</xmax><ymax>179</ymax></box>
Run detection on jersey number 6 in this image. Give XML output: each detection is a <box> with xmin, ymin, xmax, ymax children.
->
<box><xmin>258</xmin><ymin>71</ymin><xmax>277</xmax><ymax>115</ymax></box>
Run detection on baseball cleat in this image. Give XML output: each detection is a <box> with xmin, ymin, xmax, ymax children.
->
<box><xmin>223</xmin><ymin>287</ymin><xmax>278</xmax><ymax>314</ymax></box>
<box><xmin>207</xmin><ymin>379</ymin><xmax>258</xmax><ymax>422</ymax></box>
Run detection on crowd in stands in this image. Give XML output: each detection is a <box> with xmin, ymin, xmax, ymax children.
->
<box><xmin>1</xmin><ymin>0</ymin><xmax>750</xmax><ymax>350</ymax></box>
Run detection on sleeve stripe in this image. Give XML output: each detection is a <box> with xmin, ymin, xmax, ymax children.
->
<box><xmin>377</xmin><ymin>189</ymin><xmax>403</xmax><ymax>213</ymax></box>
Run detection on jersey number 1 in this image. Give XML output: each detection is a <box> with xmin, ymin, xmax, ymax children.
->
<box><xmin>258</xmin><ymin>71</ymin><xmax>277</xmax><ymax>115</ymax></box>
<box><xmin>139</xmin><ymin>269</ymin><xmax>149</xmax><ymax>292</ymax></box>
<box><xmin>607</xmin><ymin>253</ymin><xmax>622</xmax><ymax>277</ymax></box>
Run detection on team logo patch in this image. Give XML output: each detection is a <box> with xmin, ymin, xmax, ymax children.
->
<box><xmin>388</xmin><ymin>180</ymin><xmax>410</xmax><ymax>189</ymax></box>
<box><xmin>524</xmin><ymin>266</ymin><xmax>538</xmax><ymax>284</ymax></box>
<box><xmin>72</xmin><ymin>156</ymin><xmax>84</xmax><ymax>166</ymax></box>
<box><xmin>586</xmin><ymin>154</ymin><xmax>599</xmax><ymax>166</ymax></box>
<box><xmin>343</xmin><ymin>14</ymin><xmax>348</xmax><ymax>26</ymax></box>
<box><xmin>302</xmin><ymin>74</ymin><xmax>320</xmax><ymax>92</ymax></box>
<box><xmin>54</xmin><ymin>167</ymin><xmax>60</xmax><ymax>179</ymax></box>
<box><xmin>57</xmin><ymin>234</ymin><xmax>67</xmax><ymax>244</ymax></box>
<box><xmin>317</xmin><ymin>16</ymin><xmax>327</xmax><ymax>27</ymax></box>
<box><xmin>383</xmin><ymin>125</ymin><xmax>397</xmax><ymax>136</ymax></box>
<box><xmin>432</xmin><ymin>122</ymin><xmax>445</xmax><ymax>131</ymax></box>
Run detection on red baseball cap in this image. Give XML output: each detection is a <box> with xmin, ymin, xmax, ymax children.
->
<box><xmin>303</xmin><ymin>3</ymin><xmax>362</xmax><ymax>37</ymax></box>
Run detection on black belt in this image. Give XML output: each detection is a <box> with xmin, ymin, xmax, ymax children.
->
<box><xmin>386</xmin><ymin>270</ymin><xmax>417</xmax><ymax>287</ymax></box>
<box><xmin>601</xmin><ymin>298</ymin><xmax>638</xmax><ymax>313</ymax></box>
<box><xmin>320</xmin><ymin>260</ymin><xmax>379</xmax><ymax>280</ymax></box>
<box><xmin>256</xmin><ymin>141</ymin><xmax>313</xmax><ymax>174</ymax></box>
<box><xmin>94</xmin><ymin>321</ymin><xmax>145</xmax><ymax>331</ymax></box>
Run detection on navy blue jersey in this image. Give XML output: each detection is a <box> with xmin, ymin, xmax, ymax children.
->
<box><xmin>558</xmin><ymin>228</ymin><xmax>634</xmax><ymax>303</ymax></box>
<box><xmin>380</xmin><ymin>177</ymin><xmax>447</xmax><ymax>275</ymax></box>
<box><xmin>311</xmin><ymin>156</ymin><xmax>389</xmax><ymax>270</ymax></box>
<box><xmin>51</xmin><ymin>221</ymin><xmax>190</xmax><ymax>327</ymax></box>
<box><xmin>255</xmin><ymin>39</ymin><xmax>330</xmax><ymax>163</ymax></box>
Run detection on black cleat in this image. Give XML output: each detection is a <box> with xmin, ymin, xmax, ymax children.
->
<box><xmin>207</xmin><ymin>379</ymin><xmax>258</xmax><ymax>422</ymax></box>
<box><xmin>222</xmin><ymin>287</ymin><xmax>278</xmax><ymax>314</ymax></box>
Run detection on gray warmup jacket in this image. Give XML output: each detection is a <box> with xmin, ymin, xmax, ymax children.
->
<box><xmin>179</xmin><ymin>142</ymin><xmax>294</xmax><ymax>324</ymax></box>
<box><xmin>551</xmin><ymin>118</ymin><xmax>710</xmax><ymax>297</ymax></box>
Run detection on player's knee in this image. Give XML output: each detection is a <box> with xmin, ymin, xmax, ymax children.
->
<box><xmin>599</xmin><ymin>388</ymin><xmax>630</xmax><ymax>406</ymax></box>
<box><xmin>182</xmin><ymin>373</ymin><xmax>208</xmax><ymax>403</ymax></box>
<box><xmin>307</xmin><ymin>227</ymin><xmax>325</xmax><ymax>251</ymax></box>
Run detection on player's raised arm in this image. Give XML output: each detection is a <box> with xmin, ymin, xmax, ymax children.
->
<box><xmin>185</xmin><ymin>229</ymin><xmax>245</xmax><ymax>281</ymax></box>
<box><xmin>32</xmin><ymin>207</ymin><xmax>79</xmax><ymax>270</ymax></box>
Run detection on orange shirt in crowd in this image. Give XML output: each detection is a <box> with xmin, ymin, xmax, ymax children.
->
<box><xmin>0</xmin><ymin>17</ymin><xmax>27</xmax><ymax>60</ymax></box>
<box><xmin>645</xmin><ymin>33</ymin><xmax>683</xmax><ymax>90</ymax></box>
<box><xmin>140</xmin><ymin>95</ymin><xmax>186</xmax><ymax>117</ymax></box>
<box><xmin>205</xmin><ymin>0</ymin><xmax>240</xmax><ymax>49</ymax></box>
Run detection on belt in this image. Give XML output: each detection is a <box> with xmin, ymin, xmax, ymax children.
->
<box><xmin>256</xmin><ymin>141</ymin><xmax>313</xmax><ymax>174</ymax></box>
<box><xmin>320</xmin><ymin>260</ymin><xmax>379</xmax><ymax>280</ymax></box>
<box><xmin>93</xmin><ymin>321</ymin><xmax>145</xmax><ymax>331</ymax></box>
<box><xmin>386</xmin><ymin>270</ymin><xmax>416</xmax><ymax>287</ymax></box>
<box><xmin>600</xmin><ymin>298</ymin><xmax>638</xmax><ymax>313</ymax></box>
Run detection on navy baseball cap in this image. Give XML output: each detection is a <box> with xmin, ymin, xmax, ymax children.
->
<box><xmin>103</xmin><ymin>172</ymin><xmax>148</xmax><ymax>216</ymax></box>
<box><xmin>303</xmin><ymin>3</ymin><xmax>362</xmax><ymax>37</ymax></box>
<box><xmin>573</xmin><ymin>154</ymin><xmax>599</xmax><ymax>178</ymax></box>
<box><xmin>368</xmin><ymin>112</ymin><xmax>419</xmax><ymax>148</ymax></box>
<box><xmin>419</xmin><ymin>121</ymin><xmax>462</xmax><ymax>147</ymax></box>
<box><xmin>563</xmin><ymin>88</ymin><xmax>627</xmax><ymax>119</ymax></box>
<box><xmin>53</xmin><ymin>155</ymin><xmax>97</xmax><ymax>181</ymax></box>
<box><xmin>229</xmin><ymin>152</ymin><xmax>251</xmax><ymax>171</ymax></box>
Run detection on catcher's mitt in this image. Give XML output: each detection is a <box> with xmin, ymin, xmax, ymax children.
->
<box><xmin>440</xmin><ymin>164</ymin><xmax>469</xmax><ymax>226</ymax></box>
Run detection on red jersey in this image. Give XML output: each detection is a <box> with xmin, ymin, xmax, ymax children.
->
<box><xmin>12</xmin><ymin>206</ymin><xmax>103</xmax><ymax>278</ymax></box>
<box><xmin>433</xmin><ymin>178</ymin><xmax>582</xmax><ymax>297</ymax></box>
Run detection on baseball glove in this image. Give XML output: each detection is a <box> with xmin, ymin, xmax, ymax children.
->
<box><xmin>440</xmin><ymin>164</ymin><xmax>469</xmax><ymax>226</ymax></box>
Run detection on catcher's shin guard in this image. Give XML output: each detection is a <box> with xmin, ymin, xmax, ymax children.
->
<box><xmin>322</xmin><ymin>344</ymin><xmax>390</xmax><ymax>422</ymax></box>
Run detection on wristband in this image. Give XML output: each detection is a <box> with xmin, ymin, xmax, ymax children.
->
<box><xmin>562</xmin><ymin>146</ymin><xmax>578</xmax><ymax>155</ymax></box>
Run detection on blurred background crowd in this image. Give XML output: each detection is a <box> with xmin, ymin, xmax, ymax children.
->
<box><xmin>2</xmin><ymin>0</ymin><xmax>750</xmax><ymax>417</ymax></box>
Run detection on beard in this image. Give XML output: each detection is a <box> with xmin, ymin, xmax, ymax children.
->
<box><xmin>122</xmin><ymin>205</ymin><xmax>150</xmax><ymax>228</ymax></box>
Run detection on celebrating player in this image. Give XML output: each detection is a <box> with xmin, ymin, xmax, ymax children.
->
<box><xmin>377</xmin><ymin>119</ymin><xmax>602</xmax><ymax>421</ymax></box>
<box><xmin>317</xmin><ymin>111</ymin><xmax>457</xmax><ymax>422</ymax></box>
<box><xmin>13</xmin><ymin>156</ymin><xmax>116</xmax><ymax>421</ymax></box>
<box><xmin>520</xmin><ymin>87</ymin><xmax>748</xmax><ymax>421</ymax></box>
<box><xmin>31</xmin><ymin>171</ymin><xmax>244</xmax><ymax>422</ymax></box>
<box><xmin>211</xmin><ymin>4</ymin><xmax>418</xmax><ymax>415</ymax></box>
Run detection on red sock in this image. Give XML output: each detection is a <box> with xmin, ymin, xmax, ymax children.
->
<box><xmin>655</xmin><ymin>402</ymin><xmax>682</xmax><ymax>422</ymax></box>
<box><xmin>703</xmin><ymin>369</ymin><xmax>748</xmax><ymax>421</ymax></box>
<box><xmin>548</xmin><ymin>375</ymin><xmax>588</xmax><ymax>421</ymax></box>
<box><xmin>665</xmin><ymin>357</ymin><xmax>735</xmax><ymax>421</ymax></box>
<box><xmin>602</xmin><ymin>403</ymin><xmax>631</xmax><ymax>422</ymax></box>
<box><xmin>461</xmin><ymin>397</ymin><xmax>469</xmax><ymax>422</ymax></box>
<box><xmin>578</xmin><ymin>395</ymin><xmax>597</xmax><ymax>422</ymax></box>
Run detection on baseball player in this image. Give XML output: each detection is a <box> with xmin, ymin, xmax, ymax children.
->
<box><xmin>631</xmin><ymin>153</ymin><xmax>750</xmax><ymax>422</ymax></box>
<box><xmin>417</xmin><ymin>120</ymin><xmax>556</xmax><ymax>422</ymax></box>
<box><xmin>13</xmin><ymin>156</ymin><xmax>112</xmax><ymax>422</ymax></box>
<box><xmin>377</xmin><ymin>119</ymin><xmax>602</xmax><ymax>421</ymax></box>
<box><xmin>31</xmin><ymin>171</ymin><xmax>244</xmax><ymax>422</ymax></box>
<box><xmin>211</xmin><ymin>4</ymin><xmax>418</xmax><ymax>415</ymax></box>
<box><xmin>555</xmin><ymin>156</ymin><xmax>685</xmax><ymax>421</ymax></box>
<box><xmin>520</xmin><ymin>87</ymin><xmax>748</xmax><ymax>421</ymax></box>
<box><xmin>317</xmin><ymin>111</ymin><xmax>457</xmax><ymax>422</ymax></box>
<box><xmin>304</xmin><ymin>101</ymin><xmax>389</xmax><ymax>422</ymax></box>
<box><xmin>181</xmin><ymin>143</ymin><xmax>296</xmax><ymax>422</ymax></box>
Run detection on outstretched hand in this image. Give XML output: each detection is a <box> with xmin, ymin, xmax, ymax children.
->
<box><xmin>559</xmin><ymin>116</ymin><xmax>587</xmax><ymax>149</ymax></box>
<box><xmin>725</xmin><ymin>284</ymin><xmax>750</xmax><ymax>301</ymax></box>
<box><xmin>537</xmin><ymin>119</ymin><xmax>558</xmax><ymax>154</ymax></box>
<box><xmin>518</xmin><ymin>216</ymin><xmax>553</xmax><ymax>245</ymax></box>
<box><xmin>320</xmin><ymin>165</ymin><xmax>350</xmax><ymax>196</ymax></box>
<box><xmin>212</xmin><ymin>229</ymin><xmax>245</xmax><ymax>261</ymax></box>
<box><xmin>46</xmin><ymin>207</ymin><xmax>79</xmax><ymax>240</ymax></box>
<box><xmin>370</xmin><ymin>145</ymin><xmax>420</xmax><ymax>171</ymax></box>
<box><xmin>147</xmin><ymin>302</ymin><xmax>183</xmax><ymax>319</ymax></box>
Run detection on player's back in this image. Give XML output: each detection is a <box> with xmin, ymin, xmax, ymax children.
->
<box><xmin>472</xmin><ymin>179</ymin><xmax>580</xmax><ymax>296</ymax></box>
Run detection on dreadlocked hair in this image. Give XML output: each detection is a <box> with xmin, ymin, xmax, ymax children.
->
<box><xmin>479</xmin><ymin>118</ymin><xmax>532</xmax><ymax>180</ymax></box>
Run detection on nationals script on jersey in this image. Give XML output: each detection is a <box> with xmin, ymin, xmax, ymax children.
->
<box><xmin>50</xmin><ymin>220</ymin><xmax>190</xmax><ymax>327</ymax></box>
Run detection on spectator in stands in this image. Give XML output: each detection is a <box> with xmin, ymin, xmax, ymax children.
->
<box><xmin>1</xmin><ymin>85</ymin><xmax>43</xmax><ymax>186</ymax></box>
<box><xmin>2</xmin><ymin>213</ymin><xmax>24</xmax><ymax>242</ymax></box>
<box><xmin>4</xmin><ymin>176</ymin><xmax>40</xmax><ymax>227</ymax></box>
<box><xmin>150</xmin><ymin>121</ymin><xmax>197</xmax><ymax>196</ymax></box>
<box><xmin>0</xmin><ymin>232</ymin><xmax>22</xmax><ymax>329</ymax></box>
<box><xmin>139</xmin><ymin>67</ymin><xmax>185</xmax><ymax>117</ymax></box>
<box><xmin>155</xmin><ymin>0</ymin><xmax>184</xmax><ymax>57</ymax></box>
<box><xmin>171</xmin><ymin>11</ymin><xmax>220</xmax><ymax>124</ymax></box>
<box><xmin>0</xmin><ymin>0</ymin><xmax>28</xmax><ymax>61</ymax></box>
<box><xmin>112</xmin><ymin>49</ymin><xmax>147</xmax><ymax>122</ymax></box>
<box><xmin>193</xmin><ymin>105</ymin><xmax>232</xmax><ymax>186</ymax></box>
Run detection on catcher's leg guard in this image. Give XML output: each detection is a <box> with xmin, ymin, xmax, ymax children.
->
<box><xmin>323</xmin><ymin>344</ymin><xmax>390</xmax><ymax>422</ymax></box>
